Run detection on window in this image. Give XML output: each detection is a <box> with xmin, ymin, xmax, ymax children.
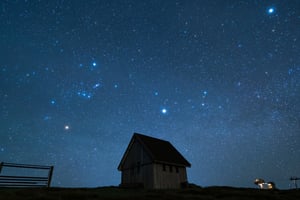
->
<box><xmin>163</xmin><ymin>164</ymin><xmax>166</xmax><ymax>171</ymax></box>
<box><xmin>176</xmin><ymin>167</ymin><xmax>179</xmax><ymax>173</ymax></box>
<box><xmin>169</xmin><ymin>165</ymin><xmax>173</xmax><ymax>173</ymax></box>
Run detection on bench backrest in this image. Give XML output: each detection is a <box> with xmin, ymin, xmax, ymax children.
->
<box><xmin>0</xmin><ymin>162</ymin><xmax>54</xmax><ymax>187</ymax></box>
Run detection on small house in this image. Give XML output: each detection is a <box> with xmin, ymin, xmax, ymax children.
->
<box><xmin>118</xmin><ymin>133</ymin><xmax>191</xmax><ymax>189</ymax></box>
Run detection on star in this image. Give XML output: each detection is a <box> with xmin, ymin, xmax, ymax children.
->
<box><xmin>43</xmin><ymin>115</ymin><xmax>52</xmax><ymax>121</ymax></box>
<box><xmin>77</xmin><ymin>91</ymin><xmax>92</xmax><ymax>99</ymax></box>
<box><xmin>161</xmin><ymin>108</ymin><xmax>167</xmax><ymax>114</ymax></box>
<box><xmin>267</xmin><ymin>7</ymin><xmax>275</xmax><ymax>14</ymax></box>
<box><xmin>64</xmin><ymin>125</ymin><xmax>70</xmax><ymax>130</ymax></box>
<box><xmin>93</xmin><ymin>83</ymin><xmax>101</xmax><ymax>89</ymax></box>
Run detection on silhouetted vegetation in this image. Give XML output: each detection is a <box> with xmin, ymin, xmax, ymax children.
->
<box><xmin>0</xmin><ymin>186</ymin><xmax>300</xmax><ymax>200</ymax></box>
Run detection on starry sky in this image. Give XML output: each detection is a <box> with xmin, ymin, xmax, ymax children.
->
<box><xmin>0</xmin><ymin>0</ymin><xmax>300</xmax><ymax>189</ymax></box>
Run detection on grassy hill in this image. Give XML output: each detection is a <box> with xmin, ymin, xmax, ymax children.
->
<box><xmin>0</xmin><ymin>186</ymin><xmax>299</xmax><ymax>200</ymax></box>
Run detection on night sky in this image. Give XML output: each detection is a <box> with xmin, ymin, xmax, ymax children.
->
<box><xmin>1</xmin><ymin>0</ymin><xmax>300</xmax><ymax>189</ymax></box>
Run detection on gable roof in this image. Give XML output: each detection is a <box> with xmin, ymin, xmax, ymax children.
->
<box><xmin>118</xmin><ymin>133</ymin><xmax>191</xmax><ymax>170</ymax></box>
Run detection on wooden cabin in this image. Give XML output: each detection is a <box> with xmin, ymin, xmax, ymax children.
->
<box><xmin>118</xmin><ymin>133</ymin><xmax>191</xmax><ymax>189</ymax></box>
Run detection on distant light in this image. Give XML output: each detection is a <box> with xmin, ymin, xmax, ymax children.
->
<box><xmin>161</xmin><ymin>108</ymin><xmax>167</xmax><ymax>114</ymax></box>
<box><xmin>114</xmin><ymin>84</ymin><xmax>118</xmax><ymax>88</ymax></box>
<box><xmin>154</xmin><ymin>92</ymin><xmax>159</xmax><ymax>96</ymax></box>
<box><xmin>50</xmin><ymin>100</ymin><xmax>56</xmax><ymax>105</ymax></box>
<box><xmin>267</xmin><ymin>183</ymin><xmax>274</xmax><ymax>189</ymax></box>
<box><xmin>64</xmin><ymin>125</ymin><xmax>70</xmax><ymax>130</ymax></box>
<box><xmin>92</xmin><ymin>62</ymin><xmax>97</xmax><ymax>67</ymax></box>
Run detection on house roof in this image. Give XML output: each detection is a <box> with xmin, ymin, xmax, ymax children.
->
<box><xmin>118</xmin><ymin>133</ymin><xmax>191</xmax><ymax>170</ymax></box>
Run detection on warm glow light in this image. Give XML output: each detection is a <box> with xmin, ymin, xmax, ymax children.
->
<box><xmin>267</xmin><ymin>183</ymin><xmax>273</xmax><ymax>189</ymax></box>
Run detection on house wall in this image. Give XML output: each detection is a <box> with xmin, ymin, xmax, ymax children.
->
<box><xmin>153</xmin><ymin>163</ymin><xmax>188</xmax><ymax>189</ymax></box>
<box><xmin>121</xmin><ymin>140</ymin><xmax>154</xmax><ymax>188</ymax></box>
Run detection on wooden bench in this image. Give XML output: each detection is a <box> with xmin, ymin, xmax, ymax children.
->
<box><xmin>0</xmin><ymin>162</ymin><xmax>54</xmax><ymax>187</ymax></box>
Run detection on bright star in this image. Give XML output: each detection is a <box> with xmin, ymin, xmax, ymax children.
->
<box><xmin>267</xmin><ymin>7</ymin><xmax>275</xmax><ymax>14</ymax></box>
<box><xmin>161</xmin><ymin>108</ymin><xmax>167</xmax><ymax>114</ymax></box>
<box><xmin>92</xmin><ymin>62</ymin><xmax>97</xmax><ymax>67</ymax></box>
<box><xmin>64</xmin><ymin>125</ymin><xmax>70</xmax><ymax>130</ymax></box>
<box><xmin>268</xmin><ymin>8</ymin><xmax>274</xmax><ymax>13</ymax></box>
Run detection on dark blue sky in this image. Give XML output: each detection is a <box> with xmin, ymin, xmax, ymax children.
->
<box><xmin>0</xmin><ymin>0</ymin><xmax>299</xmax><ymax>188</ymax></box>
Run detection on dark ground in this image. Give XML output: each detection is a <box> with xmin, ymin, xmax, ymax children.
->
<box><xmin>0</xmin><ymin>186</ymin><xmax>299</xmax><ymax>200</ymax></box>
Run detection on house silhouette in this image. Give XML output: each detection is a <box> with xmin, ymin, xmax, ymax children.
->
<box><xmin>118</xmin><ymin>133</ymin><xmax>191</xmax><ymax>189</ymax></box>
